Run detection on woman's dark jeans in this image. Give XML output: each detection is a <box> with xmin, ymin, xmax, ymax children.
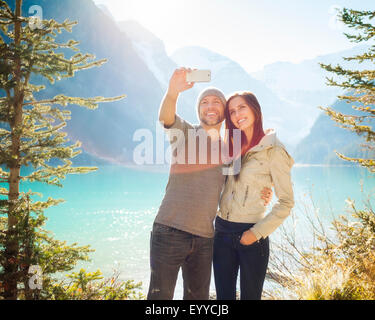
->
<box><xmin>213</xmin><ymin>230</ymin><xmax>269</xmax><ymax>300</ymax></box>
<box><xmin>147</xmin><ymin>223</ymin><xmax>214</xmax><ymax>300</ymax></box>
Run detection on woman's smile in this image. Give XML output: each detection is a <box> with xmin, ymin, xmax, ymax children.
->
<box><xmin>228</xmin><ymin>96</ymin><xmax>255</xmax><ymax>130</ymax></box>
<box><xmin>237</xmin><ymin>117</ymin><xmax>248</xmax><ymax>127</ymax></box>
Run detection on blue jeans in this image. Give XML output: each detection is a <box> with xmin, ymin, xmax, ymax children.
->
<box><xmin>147</xmin><ymin>223</ymin><xmax>214</xmax><ymax>300</ymax></box>
<box><xmin>213</xmin><ymin>230</ymin><xmax>269</xmax><ymax>300</ymax></box>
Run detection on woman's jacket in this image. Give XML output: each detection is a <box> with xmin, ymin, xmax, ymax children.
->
<box><xmin>217</xmin><ymin>130</ymin><xmax>295</xmax><ymax>239</ymax></box>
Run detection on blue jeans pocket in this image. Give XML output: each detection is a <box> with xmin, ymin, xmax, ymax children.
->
<box><xmin>238</xmin><ymin>237</ymin><xmax>266</xmax><ymax>256</ymax></box>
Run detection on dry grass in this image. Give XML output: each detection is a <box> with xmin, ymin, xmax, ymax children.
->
<box><xmin>264</xmin><ymin>192</ymin><xmax>375</xmax><ymax>300</ymax></box>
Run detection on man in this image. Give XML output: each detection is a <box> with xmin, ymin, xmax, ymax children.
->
<box><xmin>147</xmin><ymin>67</ymin><xmax>271</xmax><ymax>300</ymax></box>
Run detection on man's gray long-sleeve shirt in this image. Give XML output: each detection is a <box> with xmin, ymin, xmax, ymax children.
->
<box><xmin>155</xmin><ymin>115</ymin><xmax>225</xmax><ymax>238</ymax></box>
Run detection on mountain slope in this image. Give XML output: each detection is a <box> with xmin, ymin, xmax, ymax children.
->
<box><xmin>10</xmin><ymin>0</ymin><xmax>166</xmax><ymax>164</ymax></box>
<box><xmin>294</xmin><ymin>98</ymin><xmax>369</xmax><ymax>164</ymax></box>
<box><xmin>251</xmin><ymin>45</ymin><xmax>371</xmax><ymax>126</ymax></box>
<box><xmin>116</xmin><ymin>20</ymin><xmax>202</xmax><ymax>125</ymax></box>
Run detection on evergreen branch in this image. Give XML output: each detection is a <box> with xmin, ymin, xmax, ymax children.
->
<box><xmin>23</xmin><ymin>105</ymin><xmax>71</xmax><ymax>124</ymax></box>
<box><xmin>0</xmin><ymin>0</ymin><xmax>13</xmax><ymax>17</ymax></box>
<box><xmin>22</xmin><ymin>94</ymin><xmax>126</xmax><ymax>109</ymax></box>
<box><xmin>0</xmin><ymin>187</ymin><xmax>8</xmax><ymax>194</ymax></box>
<box><xmin>0</xmin><ymin>127</ymin><xmax>10</xmax><ymax>136</ymax></box>
<box><xmin>319</xmin><ymin>106</ymin><xmax>364</xmax><ymax>124</ymax></box>
<box><xmin>323</xmin><ymin>75</ymin><xmax>375</xmax><ymax>92</ymax></box>
<box><xmin>335</xmin><ymin>96</ymin><xmax>375</xmax><ymax>108</ymax></box>
<box><xmin>0</xmin><ymin>19</ymin><xmax>13</xmax><ymax>25</ymax></box>
<box><xmin>335</xmin><ymin>151</ymin><xmax>375</xmax><ymax>173</ymax></box>
<box><xmin>27</xmin><ymin>197</ymin><xmax>65</xmax><ymax>214</ymax></box>
<box><xmin>19</xmin><ymin>136</ymin><xmax>75</xmax><ymax>161</ymax></box>
<box><xmin>351</xmin><ymin>105</ymin><xmax>375</xmax><ymax>116</ymax></box>
<box><xmin>23</xmin><ymin>161</ymin><xmax>97</xmax><ymax>187</ymax></box>
<box><xmin>320</xmin><ymin>63</ymin><xmax>375</xmax><ymax>80</ymax></box>
<box><xmin>339</xmin><ymin>8</ymin><xmax>375</xmax><ymax>42</ymax></box>
<box><xmin>73</xmin><ymin>58</ymin><xmax>107</xmax><ymax>71</ymax></box>
<box><xmin>343</xmin><ymin>47</ymin><xmax>375</xmax><ymax>63</ymax></box>
<box><xmin>0</xmin><ymin>167</ymin><xmax>9</xmax><ymax>183</ymax></box>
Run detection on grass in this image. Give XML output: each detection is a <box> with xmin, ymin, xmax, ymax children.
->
<box><xmin>264</xmin><ymin>190</ymin><xmax>375</xmax><ymax>300</ymax></box>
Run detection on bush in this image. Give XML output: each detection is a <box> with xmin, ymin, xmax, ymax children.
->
<box><xmin>37</xmin><ymin>269</ymin><xmax>145</xmax><ymax>300</ymax></box>
<box><xmin>266</xmin><ymin>198</ymin><xmax>375</xmax><ymax>300</ymax></box>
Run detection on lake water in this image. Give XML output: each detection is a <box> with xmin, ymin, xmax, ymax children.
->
<box><xmin>14</xmin><ymin>164</ymin><xmax>375</xmax><ymax>299</ymax></box>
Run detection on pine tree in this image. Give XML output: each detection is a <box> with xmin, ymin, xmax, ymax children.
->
<box><xmin>319</xmin><ymin>8</ymin><xmax>375</xmax><ymax>172</ymax></box>
<box><xmin>0</xmin><ymin>0</ymin><xmax>125</xmax><ymax>299</ymax></box>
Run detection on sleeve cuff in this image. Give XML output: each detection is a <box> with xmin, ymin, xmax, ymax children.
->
<box><xmin>250</xmin><ymin>227</ymin><xmax>263</xmax><ymax>240</ymax></box>
<box><xmin>160</xmin><ymin>115</ymin><xmax>178</xmax><ymax>129</ymax></box>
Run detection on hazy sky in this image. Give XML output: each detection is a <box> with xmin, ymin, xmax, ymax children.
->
<box><xmin>93</xmin><ymin>0</ymin><xmax>374</xmax><ymax>72</ymax></box>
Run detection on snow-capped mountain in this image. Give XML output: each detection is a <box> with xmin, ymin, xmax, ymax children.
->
<box><xmin>251</xmin><ymin>45</ymin><xmax>371</xmax><ymax>123</ymax></box>
<box><xmin>117</xmin><ymin>20</ymin><xmax>367</xmax><ymax>149</ymax></box>
<box><xmin>117</xmin><ymin>20</ymin><xmax>175</xmax><ymax>89</ymax></box>
<box><xmin>116</xmin><ymin>21</ymin><xmax>315</xmax><ymax>146</ymax></box>
<box><xmin>7</xmin><ymin>0</ymin><xmax>367</xmax><ymax>166</ymax></box>
<box><xmin>171</xmin><ymin>46</ymin><xmax>311</xmax><ymax>147</ymax></box>
<box><xmin>116</xmin><ymin>20</ymin><xmax>203</xmax><ymax>125</ymax></box>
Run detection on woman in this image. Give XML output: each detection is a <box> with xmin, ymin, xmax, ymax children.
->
<box><xmin>213</xmin><ymin>91</ymin><xmax>294</xmax><ymax>300</ymax></box>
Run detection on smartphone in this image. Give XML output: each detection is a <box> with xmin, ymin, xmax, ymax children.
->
<box><xmin>186</xmin><ymin>69</ymin><xmax>211</xmax><ymax>82</ymax></box>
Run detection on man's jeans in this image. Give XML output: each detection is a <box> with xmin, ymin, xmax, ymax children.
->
<box><xmin>213</xmin><ymin>231</ymin><xmax>269</xmax><ymax>300</ymax></box>
<box><xmin>147</xmin><ymin>223</ymin><xmax>214</xmax><ymax>300</ymax></box>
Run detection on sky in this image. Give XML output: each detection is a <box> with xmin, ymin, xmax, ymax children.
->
<box><xmin>92</xmin><ymin>0</ymin><xmax>374</xmax><ymax>72</ymax></box>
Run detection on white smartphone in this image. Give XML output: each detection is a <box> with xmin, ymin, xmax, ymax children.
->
<box><xmin>186</xmin><ymin>69</ymin><xmax>211</xmax><ymax>82</ymax></box>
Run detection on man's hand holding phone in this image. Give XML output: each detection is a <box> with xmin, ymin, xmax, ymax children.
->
<box><xmin>168</xmin><ymin>68</ymin><xmax>195</xmax><ymax>97</ymax></box>
<box><xmin>168</xmin><ymin>67</ymin><xmax>212</xmax><ymax>97</ymax></box>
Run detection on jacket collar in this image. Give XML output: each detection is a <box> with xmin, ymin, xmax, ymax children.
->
<box><xmin>240</xmin><ymin>130</ymin><xmax>280</xmax><ymax>164</ymax></box>
<box><xmin>246</xmin><ymin>129</ymin><xmax>283</xmax><ymax>154</ymax></box>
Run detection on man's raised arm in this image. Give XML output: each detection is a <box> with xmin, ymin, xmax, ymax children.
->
<box><xmin>159</xmin><ymin>67</ymin><xmax>194</xmax><ymax>128</ymax></box>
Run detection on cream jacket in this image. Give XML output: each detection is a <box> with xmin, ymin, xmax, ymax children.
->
<box><xmin>217</xmin><ymin>130</ymin><xmax>294</xmax><ymax>239</ymax></box>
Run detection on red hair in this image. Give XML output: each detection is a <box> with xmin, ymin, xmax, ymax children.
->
<box><xmin>225</xmin><ymin>91</ymin><xmax>265</xmax><ymax>160</ymax></box>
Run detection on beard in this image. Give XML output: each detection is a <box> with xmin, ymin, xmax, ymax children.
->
<box><xmin>200</xmin><ymin>114</ymin><xmax>224</xmax><ymax>126</ymax></box>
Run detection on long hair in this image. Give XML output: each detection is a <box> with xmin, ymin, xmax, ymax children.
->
<box><xmin>225</xmin><ymin>92</ymin><xmax>265</xmax><ymax>173</ymax></box>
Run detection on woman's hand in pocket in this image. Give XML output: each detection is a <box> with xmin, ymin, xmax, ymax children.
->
<box><xmin>240</xmin><ymin>230</ymin><xmax>258</xmax><ymax>246</ymax></box>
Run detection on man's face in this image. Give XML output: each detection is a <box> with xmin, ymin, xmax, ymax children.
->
<box><xmin>199</xmin><ymin>95</ymin><xmax>225</xmax><ymax>127</ymax></box>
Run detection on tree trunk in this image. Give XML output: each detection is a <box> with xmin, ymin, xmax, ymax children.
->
<box><xmin>3</xmin><ymin>0</ymin><xmax>23</xmax><ymax>300</ymax></box>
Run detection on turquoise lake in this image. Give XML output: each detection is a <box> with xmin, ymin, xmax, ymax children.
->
<box><xmin>10</xmin><ymin>164</ymin><xmax>375</xmax><ymax>298</ymax></box>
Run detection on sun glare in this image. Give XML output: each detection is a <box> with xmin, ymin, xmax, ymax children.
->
<box><xmin>100</xmin><ymin>0</ymin><xmax>183</xmax><ymax>23</ymax></box>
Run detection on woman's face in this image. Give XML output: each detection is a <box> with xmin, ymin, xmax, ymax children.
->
<box><xmin>227</xmin><ymin>96</ymin><xmax>255</xmax><ymax>131</ymax></box>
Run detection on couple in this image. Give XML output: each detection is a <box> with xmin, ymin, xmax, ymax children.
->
<box><xmin>147</xmin><ymin>67</ymin><xmax>294</xmax><ymax>300</ymax></box>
